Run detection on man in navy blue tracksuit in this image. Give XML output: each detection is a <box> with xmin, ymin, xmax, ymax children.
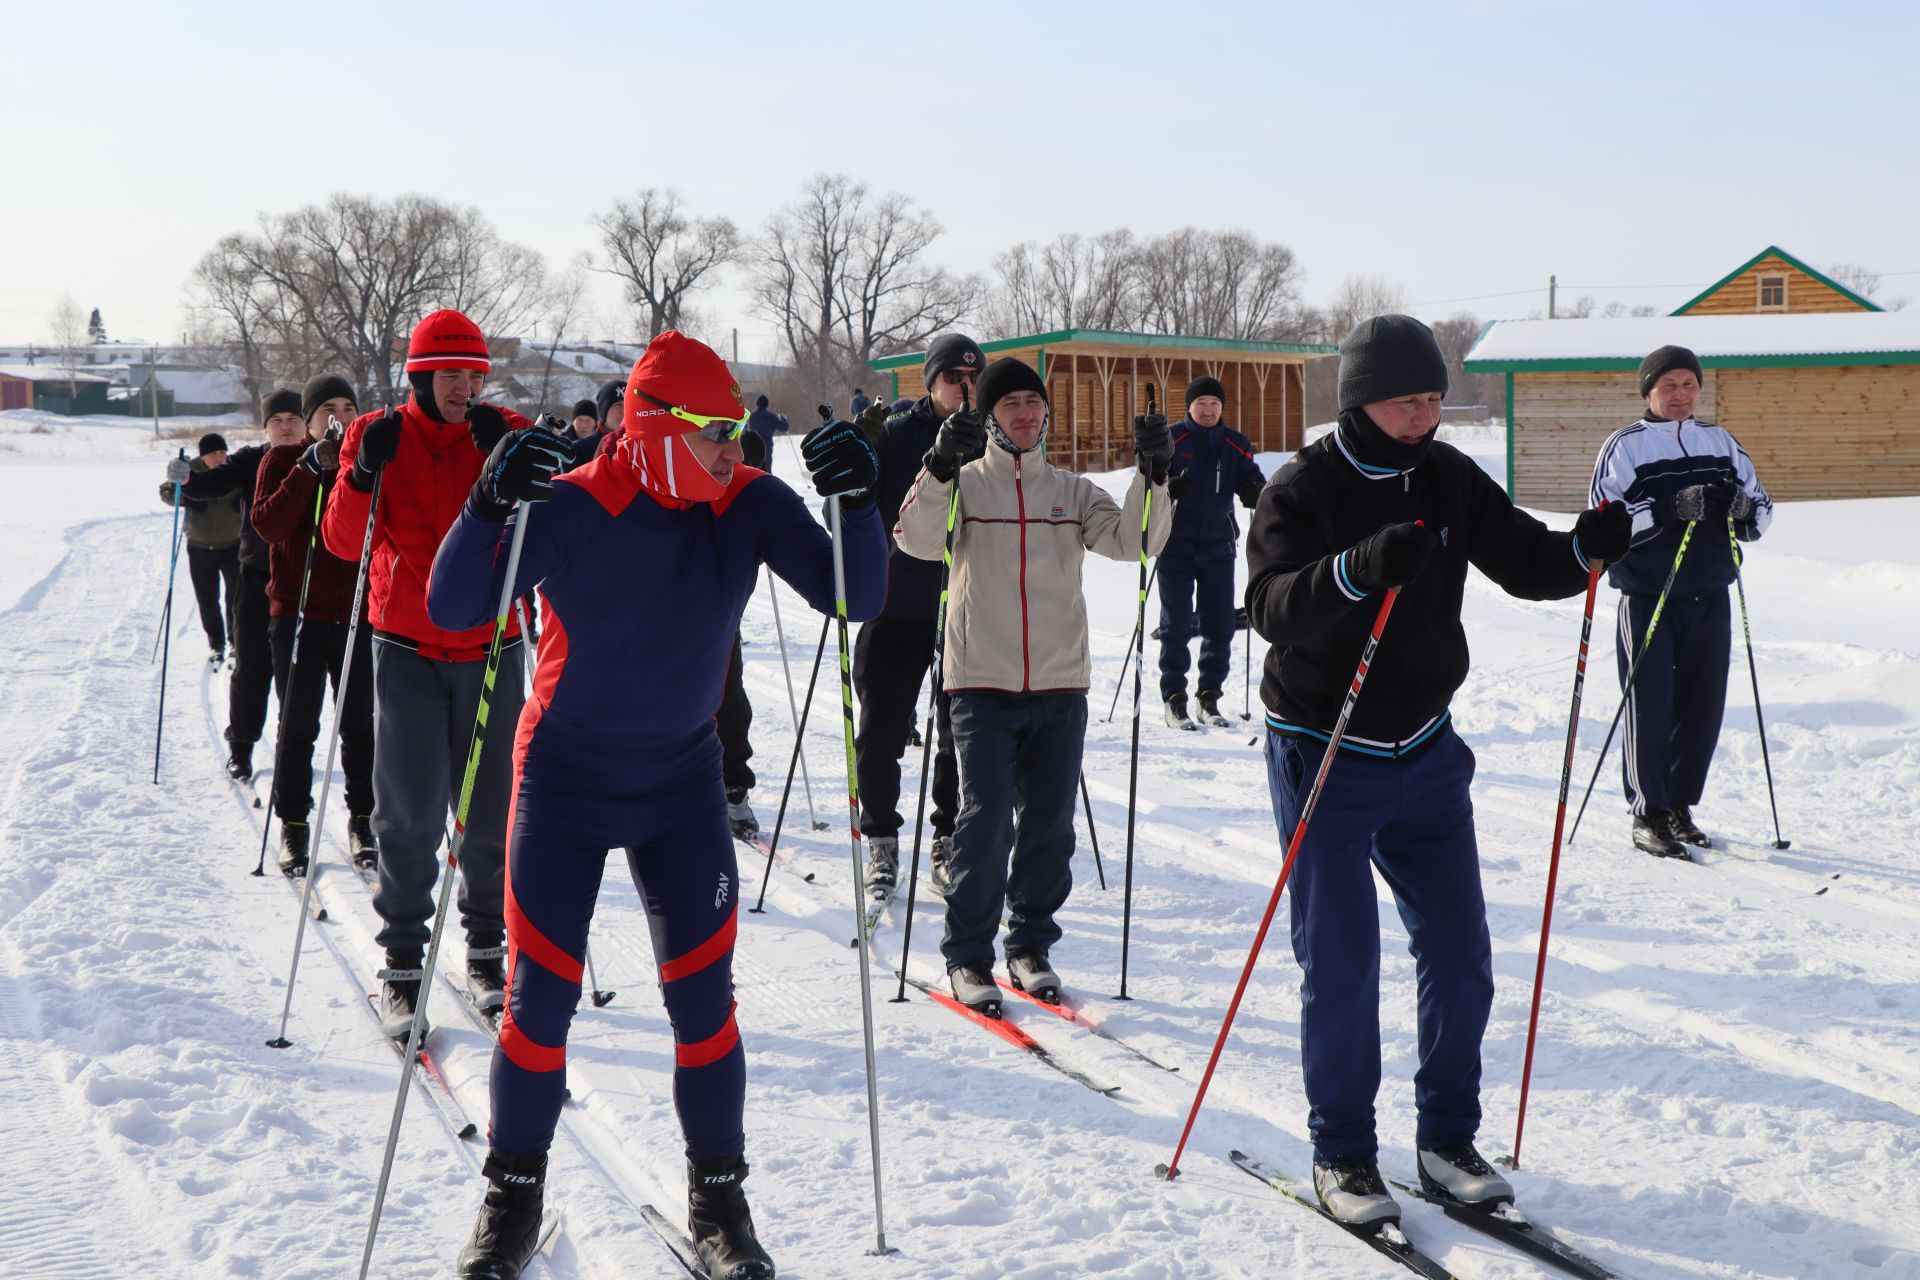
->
<box><xmin>1590</xmin><ymin>344</ymin><xmax>1772</xmax><ymax>859</ymax></box>
<box><xmin>1245</xmin><ymin>315</ymin><xmax>1631</xmax><ymax>1228</ymax></box>
<box><xmin>1158</xmin><ymin>375</ymin><xmax>1266</xmax><ymax>729</ymax></box>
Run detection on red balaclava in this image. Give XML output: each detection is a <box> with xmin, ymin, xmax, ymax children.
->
<box><xmin>612</xmin><ymin>330</ymin><xmax>744</xmax><ymax>508</ymax></box>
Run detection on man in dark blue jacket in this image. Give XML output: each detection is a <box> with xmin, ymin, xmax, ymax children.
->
<box><xmin>1158</xmin><ymin>376</ymin><xmax>1265</xmax><ymax>729</ymax></box>
<box><xmin>851</xmin><ymin>332</ymin><xmax>984</xmax><ymax>896</ymax></box>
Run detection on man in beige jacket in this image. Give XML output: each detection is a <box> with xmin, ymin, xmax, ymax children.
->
<box><xmin>895</xmin><ymin>357</ymin><xmax>1173</xmax><ymax>1011</ymax></box>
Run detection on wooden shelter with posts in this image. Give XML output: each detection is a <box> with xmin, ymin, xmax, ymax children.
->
<box><xmin>1465</xmin><ymin>246</ymin><xmax>1920</xmax><ymax>509</ymax></box>
<box><xmin>870</xmin><ymin>328</ymin><xmax>1336</xmax><ymax>473</ymax></box>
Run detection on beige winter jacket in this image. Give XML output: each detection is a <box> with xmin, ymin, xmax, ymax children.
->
<box><xmin>895</xmin><ymin>443</ymin><xmax>1171</xmax><ymax>694</ymax></box>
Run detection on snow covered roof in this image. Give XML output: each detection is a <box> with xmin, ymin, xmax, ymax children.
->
<box><xmin>1465</xmin><ymin>312</ymin><xmax>1920</xmax><ymax>371</ymax></box>
<box><xmin>147</xmin><ymin>368</ymin><xmax>248</xmax><ymax>405</ymax></box>
<box><xmin>0</xmin><ymin>365</ymin><xmax>112</xmax><ymax>383</ymax></box>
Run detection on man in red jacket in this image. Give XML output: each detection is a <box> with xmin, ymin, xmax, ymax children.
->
<box><xmin>321</xmin><ymin>309</ymin><xmax>534</xmax><ymax>1038</ymax></box>
<box><xmin>250</xmin><ymin>374</ymin><xmax>378</xmax><ymax>877</ymax></box>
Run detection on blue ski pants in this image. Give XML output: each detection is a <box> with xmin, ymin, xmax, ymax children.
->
<box><xmin>1156</xmin><ymin>552</ymin><xmax>1237</xmax><ymax>701</ymax></box>
<box><xmin>1617</xmin><ymin>589</ymin><xmax>1730</xmax><ymax>815</ymax></box>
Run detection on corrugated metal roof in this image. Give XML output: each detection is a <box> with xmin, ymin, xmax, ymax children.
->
<box><xmin>1465</xmin><ymin>312</ymin><xmax>1920</xmax><ymax>371</ymax></box>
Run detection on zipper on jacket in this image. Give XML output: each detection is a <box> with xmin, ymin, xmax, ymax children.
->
<box><xmin>1015</xmin><ymin>454</ymin><xmax>1031</xmax><ymax>691</ymax></box>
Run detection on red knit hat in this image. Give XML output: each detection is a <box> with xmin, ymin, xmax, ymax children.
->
<box><xmin>621</xmin><ymin>330</ymin><xmax>743</xmax><ymax>438</ymax></box>
<box><xmin>404</xmin><ymin>309</ymin><xmax>491</xmax><ymax>374</ymax></box>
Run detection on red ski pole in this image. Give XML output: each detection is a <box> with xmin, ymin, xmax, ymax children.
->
<box><xmin>1157</xmin><ymin>572</ymin><xmax>1406</xmax><ymax>1182</ymax></box>
<box><xmin>1510</xmin><ymin>529</ymin><xmax>1606</xmax><ymax>1169</ymax></box>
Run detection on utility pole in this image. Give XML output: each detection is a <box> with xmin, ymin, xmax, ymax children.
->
<box><xmin>1548</xmin><ymin>275</ymin><xmax>1558</xmax><ymax>320</ymax></box>
<box><xmin>151</xmin><ymin>345</ymin><xmax>160</xmax><ymax>438</ymax></box>
<box><xmin>732</xmin><ymin>328</ymin><xmax>739</xmax><ymax>365</ymax></box>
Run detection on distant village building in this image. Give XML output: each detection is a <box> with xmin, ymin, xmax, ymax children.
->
<box><xmin>0</xmin><ymin>365</ymin><xmax>113</xmax><ymax>414</ymax></box>
<box><xmin>1466</xmin><ymin>246</ymin><xmax>1919</xmax><ymax>508</ymax></box>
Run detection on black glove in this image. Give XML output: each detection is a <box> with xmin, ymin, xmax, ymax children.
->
<box><xmin>740</xmin><ymin>430</ymin><xmax>767</xmax><ymax>469</ymax></box>
<box><xmin>1348</xmin><ymin>521</ymin><xmax>1440</xmax><ymax>591</ymax></box>
<box><xmin>467</xmin><ymin>403</ymin><xmax>511</xmax><ymax>454</ymax></box>
<box><xmin>469</xmin><ymin>424</ymin><xmax>575</xmax><ymax>522</ymax></box>
<box><xmin>1166</xmin><ymin>472</ymin><xmax>1193</xmax><ymax>501</ymax></box>
<box><xmin>1728</xmin><ymin>484</ymin><xmax>1755</xmax><ymax>522</ymax></box>
<box><xmin>925</xmin><ymin>409</ymin><xmax>986</xmax><ymax>482</ymax></box>
<box><xmin>1572</xmin><ymin>501</ymin><xmax>1632</xmax><ymax>565</ymax></box>
<box><xmin>300</xmin><ymin>435</ymin><xmax>339</xmax><ymax>476</ymax></box>
<box><xmin>1133</xmin><ymin>412</ymin><xmax>1172</xmax><ymax>481</ymax></box>
<box><xmin>349</xmin><ymin>407</ymin><xmax>403</xmax><ymax>492</ymax></box>
<box><xmin>855</xmin><ymin>401</ymin><xmax>891</xmax><ymax>447</ymax></box>
<box><xmin>1654</xmin><ymin>481</ymin><xmax>1733</xmax><ymax>524</ymax></box>
<box><xmin>802</xmin><ymin>420</ymin><xmax>879</xmax><ymax>504</ymax></box>
<box><xmin>1237</xmin><ymin>473</ymin><xmax>1265</xmax><ymax>510</ymax></box>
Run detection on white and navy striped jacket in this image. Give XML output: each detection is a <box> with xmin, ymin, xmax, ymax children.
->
<box><xmin>1589</xmin><ymin>417</ymin><xmax>1771</xmax><ymax>597</ymax></box>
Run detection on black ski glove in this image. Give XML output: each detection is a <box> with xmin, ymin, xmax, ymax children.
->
<box><xmin>1237</xmin><ymin>473</ymin><xmax>1265</xmax><ymax>510</ymax></box>
<box><xmin>802</xmin><ymin>419</ymin><xmax>879</xmax><ymax>505</ymax></box>
<box><xmin>300</xmin><ymin>420</ymin><xmax>344</xmax><ymax>477</ymax></box>
<box><xmin>468</xmin><ymin>420</ymin><xmax>575</xmax><ymax>522</ymax></box>
<box><xmin>1133</xmin><ymin>412</ymin><xmax>1172</xmax><ymax>482</ymax></box>
<box><xmin>1653</xmin><ymin>481</ymin><xmax>1731</xmax><ymax>525</ymax></box>
<box><xmin>350</xmin><ymin>407</ymin><xmax>403</xmax><ymax>492</ymax></box>
<box><xmin>925</xmin><ymin>409</ymin><xmax>986</xmax><ymax>482</ymax></box>
<box><xmin>467</xmin><ymin>403</ymin><xmax>511</xmax><ymax>454</ymax></box>
<box><xmin>1348</xmin><ymin>521</ymin><xmax>1440</xmax><ymax>591</ymax></box>
<box><xmin>740</xmin><ymin>430</ymin><xmax>767</xmax><ymax>469</ymax></box>
<box><xmin>1572</xmin><ymin>500</ymin><xmax>1632</xmax><ymax>564</ymax></box>
<box><xmin>854</xmin><ymin>401</ymin><xmax>891</xmax><ymax>447</ymax></box>
<box><xmin>1166</xmin><ymin>472</ymin><xmax>1193</xmax><ymax>501</ymax></box>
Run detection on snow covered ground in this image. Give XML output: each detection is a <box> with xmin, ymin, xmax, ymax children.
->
<box><xmin>0</xmin><ymin>408</ymin><xmax>1915</xmax><ymax>1278</ymax></box>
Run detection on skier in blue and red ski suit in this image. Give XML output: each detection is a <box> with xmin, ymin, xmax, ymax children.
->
<box><xmin>429</xmin><ymin>331</ymin><xmax>885</xmax><ymax>1280</ymax></box>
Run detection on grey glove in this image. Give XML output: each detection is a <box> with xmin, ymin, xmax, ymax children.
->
<box><xmin>1655</xmin><ymin>482</ymin><xmax>1731</xmax><ymax>524</ymax></box>
<box><xmin>165</xmin><ymin>456</ymin><xmax>191</xmax><ymax>485</ymax></box>
<box><xmin>1728</xmin><ymin>486</ymin><xmax>1755</xmax><ymax>521</ymax></box>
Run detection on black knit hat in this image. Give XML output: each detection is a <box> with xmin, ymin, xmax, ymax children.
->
<box><xmin>570</xmin><ymin>398</ymin><xmax>597</xmax><ymax>420</ymax></box>
<box><xmin>922</xmin><ymin>333</ymin><xmax>986</xmax><ymax>386</ymax></box>
<box><xmin>974</xmin><ymin>357</ymin><xmax>1048</xmax><ymax>418</ymax></box>
<box><xmin>593</xmin><ymin>378</ymin><xmax>625</xmax><ymax>427</ymax></box>
<box><xmin>196</xmin><ymin>432</ymin><xmax>228</xmax><ymax>456</ymax></box>
<box><xmin>1185</xmin><ymin>375</ymin><xmax>1227</xmax><ymax>407</ymax></box>
<box><xmin>1638</xmin><ymin>344</ymin><xmax>1704</xmax><ymax>399</ymax></box>
<box><xmin>301</xmin><ymin>373</ymin><xmax>357</xmax><ymax>426</ymax></box>
<box><xmin>1337</xmin><ymin>314</ymin><xmax>1449</xmax><ymax>412</ymax></box>
<box><xmin>262</xmin><ymin>388</ymin><xmax>302</xmax><ymax>422</ymax></box>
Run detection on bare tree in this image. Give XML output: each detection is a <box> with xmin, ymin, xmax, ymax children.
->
<box><xmin>47</xmin><ymin>294</ymin><xmax>88</xmax><ymax>399</ymax></box>
<box><xmin>1827</xmin><ymin>261</ymin><xmax>1882</xmax><ymax>300</ymax></box>
<box><xmin>588</xmin><ymin>189</ymin><xmax>741</xmax><ymax>338</ymax></box>
<box><xmin>1133</xmin><ymin>229</ymin><xmax>1305</xmax><ymax>340</ymax></box>
<box><xmin>531</xmin><ymin>270</ymin><xmax>589</xmax><ymax>411</ymax></box>
<box><xmin>1321</xmin><ymin>276</ymin><xmax>1410</xmax><ymax>341</ymax></box>
<box><xmin>987</xmin><ymin>230</ymin><xmax>1140</xmax><ymax>337</ymax></box>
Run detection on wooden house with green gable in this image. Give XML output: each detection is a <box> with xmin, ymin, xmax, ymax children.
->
<box><xmin>1465</xmin><ymin>246</ymin><xmax>1919</xmax><ymax>509</ymax></box>
<box><xmin>870</xmin><ymin>328</ymin><xmax>1335</xmax><ymax>474</ymax></box>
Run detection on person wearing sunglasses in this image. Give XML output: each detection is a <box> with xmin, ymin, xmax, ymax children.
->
<box><xmin>427</xmin><ymin>330</ymin><xmax>884</xmax><ymax>1280</ymax></box>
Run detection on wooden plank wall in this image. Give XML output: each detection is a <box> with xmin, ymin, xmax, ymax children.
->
<box><xmin>1513</xmin><ymin>371</ymin><xmax>1718</xmax><ymax>510</ymax></box>
<box><xmin>1683</xmin><ymin>256</ymin><xmax>1870</xmax><ymax>315</ymax></box>
<box><xmin>1717</xmin><ymin>365</ymin><xmax>1920</xmax><ymax>499</ymax></box>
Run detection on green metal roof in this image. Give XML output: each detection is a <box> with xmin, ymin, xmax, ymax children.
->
<box><xmin>1670</xmin><ymin>245</ymin><xmax>1884</xmax><ymax>316</ymax></box>
<box><xmin>869</xmin><ymin>327</ymin><xmax>1336</xmax><ymax>370</ymax></box>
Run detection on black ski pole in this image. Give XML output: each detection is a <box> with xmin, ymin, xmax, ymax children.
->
<box><xmin>767</xmin><ymin>577</ymin><xmax>826</xmax><ymax>829</ymax></box>
<box><xmin>1728</xmin><ymin>516</ymin><xmax>1788</xmax><ymax>849</ymax></box>
<box><xmin>153</xmin><ymin>449</ymin><xmax>187</xmax><ymax>783</ymax></box>
<box><xmin>253</xmin><ymin>475</ymin><xmax>326</xmax><ymax>876</ymax></box>
<box><xmin>1079</xmin><ymin>772</ymin><xmax>1107</xmax><ymax>891</ymax></box>
<box><xmin>749</xmin><ymin>617</ymin><xmax>829</xmax><ymax>913</ymax></box>
<box><xmin>585</xmin><ymin>942</ymin><xmax>614</xmax><ymax>1007</ymax></box>
<box><xmin>152</xmin><ymin>509</ymin><xmax>185</xmax><ymax>664</ymax></box>
<box><xmin>1568</xmin><ymin>519</ymin><xmax>1698</xmax><ymax>846</ymax></box>
<box><xmin>1118</xmin><ymin>383</ymin><xmax>1159</xmax><ymax>1001</ymax></box>
<box><xmin>1104</xmin><ymin>560</ymin><xmax>1160</xmax><ymax>723</ymax></box>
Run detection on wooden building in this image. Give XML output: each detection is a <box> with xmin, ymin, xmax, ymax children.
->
<box><xmin>870</xmin><ymin>328</ymin><xmax>1335</xmax><ymax>473</ymax></box>
<box><xmin>1464</xmin><ymin>247</ymin><xmax>1920</xmax><ymax>509</ymax></box>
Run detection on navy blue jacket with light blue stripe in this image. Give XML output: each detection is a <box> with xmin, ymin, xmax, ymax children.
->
<box><xmin>1245</xmin><ymin>425</ymin><xmax>1590</xmax><ymax>758</ymax></box>
<box><xmin>1589</xmin><ymin>416</ymin><xmax>1771</xmax><ymax>598</ymax></box>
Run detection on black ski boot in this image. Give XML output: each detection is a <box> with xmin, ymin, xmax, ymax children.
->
<box><xmin>456</xmin><ymin>1150</ymin><xmax>548</xmax><ymax>1279</ymax></box>
<box><xmin>1196</xmin><ymin>690</ymin><xmax>1231</xmax><ymax>728</ymax></box>
<box><xmin>1163</xmin><ymin>693</ymin><xmax>1197</xmax><ymax>731</ymax></box>
<box><xmin>688</xmin><ymin>1155</ymin><xmax>776</xmax><ymax>1280</ymax></box>
<box><xmin>276</xmin><ymin>821</ymin><xmax>310</xmax><ymax>878</ymax></box>
<box><xmin>347</xmin><ymin>814</ymin><xmax>379</xmax><ymax>874</ymax></box>
<box><xmin>378</xmin><ymin>956</ymin><xmax>427</xmax><ymax>1042</ymax></box>
<box><xmin>1633</xmin><ymin>809</ymin><xmax>1690</xmax><ymax>860</ymax></box>
<box><xmin>225</xmin><ymin>742</ymin><xmax>253</xmax><ymax>781</ymax></box>
<box><xmin>928</xmin><ymin>836</ymin><xmax>956</xmax><ymax>897</ymax></box>
<box><xmin>467</xmin><ymin>936</ymin><xmax>508</xmax><ymax>1019</ymax></box>
<box><xmin>1670</xmin><ymin>805</ymin><xmax>1713</xmax><ymax>848</ymax></box>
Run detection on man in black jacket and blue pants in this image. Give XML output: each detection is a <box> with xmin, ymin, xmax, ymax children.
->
<box><xmin>1245</xmin><ymin>315</ymin><xmax>1631</xmax><ymax>1228</ymax></box>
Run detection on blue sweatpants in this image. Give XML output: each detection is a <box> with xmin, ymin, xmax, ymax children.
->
<box><xmin>1264</xmin><ymin>725</ymin><xmax>1493</xmax><ymax>1164</ymax></box>
<box><xmin>488</xmin><ymin>750</ymin><xmax>744</xmax><ymax>1161</ymax></box>
<box><xmin>1157</xmin><ymin>553</ymin><xmax>1237</xmax><ymax>700</ymax></box>
<box><xmin>1617</xmin><ymin>590</ymin><xmax>1730</xmax><ymax>815</ymax></box>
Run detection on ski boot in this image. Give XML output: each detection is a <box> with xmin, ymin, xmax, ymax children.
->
<box><xmin>276</xmin><ymin>821</ymin><xmax>310</xmax><ymax>878</ymax></box>
<box><xmin>1416</xmin><ymin>1143</ymin><xmax>1514</xmax><ymax>1208</ymax></box>
<box><xmin>347</xmin><ymin>814</ymin><xmax>379</xmax><ymax>875</ymax></box>
<box><xmin>378</xmin><ymin>956</ymin><xmax>427</xmax><ymax>1042</ymax></box>
<box><xmin>467</xmin><ymin>936</ymin><xmax>508</xmax><ymax>1019</ymax></box>
<box><xmin>927</xmin><ymin>835</ymin><xmax>956</xmax><ymax>897</ymax></box>
<box><xmin>1670</xmin><ymin>805</ymin><xmax>1713</xmax><ymax>848</ymax></box>
<box><xmin>727</xmin><ymin>788</ymin><xmax>760</xmax><ymax>842</ymax></box>
<box><xmin>1164</xmin><ymin>693</ymin><xmax>1197</xmax><ymax>731</ymax></box>
<box><xmin>1312</xmin><ymin>1158</ymin><xmax>1400</xmax><ymax>1227</ymax></box>
<box><xmin>948</xmin><ymin>965</ymin><xmax>1001</xmax><ymax>1016</ymax></box>
<box><xmin>1196</xmin><ymin>690</ymin><xmax>1232</xmax><ymax>728</ymax></box>
<box><xmin>865</xmin><ymin>837</ymin><xmax>898</xmax><ymax>900</ymax></box>
<box><xmin>208</xmin><ymin>646</ymin><xmax>225</xmax><ymax>668</ymax></box>
<box><xmin>688</xmin><ymin>1155</ymin><xmax>776</xmax><ymax>1280</ymax></box>
<box><xmin>225</xmin><ymin>743</ymin><xmax>253</xmax><ymax>781</ymax></box>
<box><xmin>456</xmin><ymin>1150</ymin><xmax>548</xmax><ymax>1279</ymax></box>
<box><xmin>1006</xmin><ymin>951</ymin><xmax>1062</xmax><ymax>1004</ymax></box>
<box><xmin>1632</xmin><ymin>809</ymin><xmax>1689</xmax><ymax>860</ymax></box>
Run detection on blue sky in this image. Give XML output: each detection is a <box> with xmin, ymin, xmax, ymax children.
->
<box><xmin>3</xmin><ymin>0</ymin><xmax>1913</xmax><ymax>359</ymax></box>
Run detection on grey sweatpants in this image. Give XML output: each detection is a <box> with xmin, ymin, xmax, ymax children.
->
<box><xmin>370</xmin><ymin>639</ymin><xmax>524</xmax><ymax>958</ymax></box>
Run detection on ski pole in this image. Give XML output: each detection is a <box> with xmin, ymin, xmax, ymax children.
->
<box><xmin>1118</xmin><ymin>383</ymin><xmax>1159</xmax><ymax>1000</ymax></box>
<box><xmin>1104</xmin><ymin>560</ymin><xmax>1161</xmax><ymax>723</ymax></box>
<box><xmin>893</xmin><ymin>459</ymin><xmax>963</xmax><ymax>1003</ymax></box>
<box><xmin>767</xmin><ymin>577</ymin><xmax>825</xmax><ymax>830</ymax></box>
<box><xmin>152</xmin><ymin>511</ymin><xmax>186</xmax><ymax>663</ymax></box>
<box><xmin>1158</xmin><ymin>577</ymin><xmax>1406</xmax><ymax>1181</ymax></box>
<box><xmin>153</xmin><ymin>449</ymin><xmax>187</xmax><ymax>783</ymax></box>
<box><xmin>828</xmin><ymin>492</ymin><xmax>891</xmax><ymax>1258</ymax></box>
<box><xmin>1079</xmin><ymin>772</ymin><xmax>1107</xmax><ymax>892</ymax></box>
<box><xmin>1511</xmin><ymin>537</ymin><xmax>1605</xmax><ymax>1169</ymax></box>
<box><xmin>252</xmin><ymin>477</ymin><xmax>326</xmax><ymax>877</ymax></box>
<box><xmin>360</xmin><ymin>488</ymin><xmax>538</xmax><ymax>1280</ymax></box>
<box><xmin>270</xmin><ymin>439</ymin><xmax>385</xmax><ymax>1047</ymax></box>
<box><xmin>585</xmin><ymin>942</ymin><xmax>614</xmax><ymax>1007</ymax></box>
<box><xmin>1242</xmin><ymin>608</ymin><xmax>1253</xmax><ymax>721</ymax></box>
<box><xmin>1568</xmin><ymin>520</ymin><xmax>1698</xmax><ymax>846</ymax></box>
<box><xmin>748</xmin><ymin>618</ymin><xmax>829</xmax><ymax>913</ymax></box>
<box><xmin>1729</xmin><ymin>517</ymin><xmax>1788</xmax><ymax>849</ymax></box>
